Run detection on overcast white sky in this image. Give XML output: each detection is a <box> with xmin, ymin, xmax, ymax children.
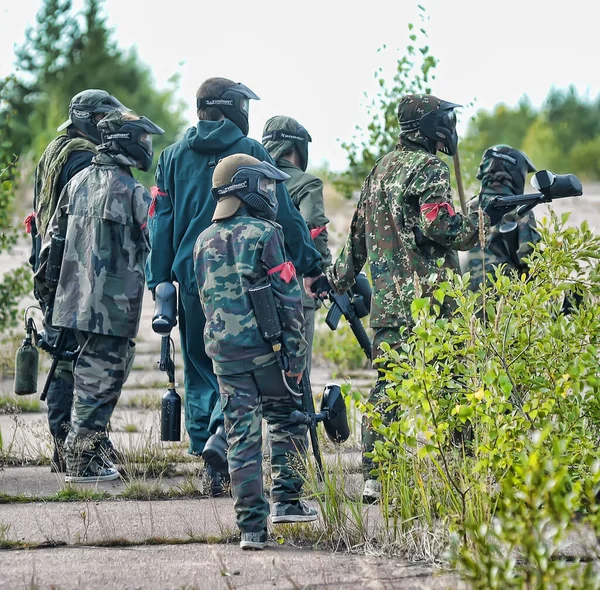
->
<box><xmin>1</xmin><ymin>0</ymin><xmax>599</xmax><ymax>170</ymax></box>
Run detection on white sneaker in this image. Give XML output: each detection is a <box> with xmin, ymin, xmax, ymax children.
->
<box><xmin>362</xmin><ymin>479</ymin><xmax>382</xmax><ymax>503</ymax></box>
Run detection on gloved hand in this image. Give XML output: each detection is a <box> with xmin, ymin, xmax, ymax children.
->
<box><xmin>309</xmin><ymin>274</ymin><xmax>333</xmax><ymax>299</ymax></box>
<box><xmin>483</xmin><ymin>202</ymin><xmax>515</xmax><ymax>227</ymax></box>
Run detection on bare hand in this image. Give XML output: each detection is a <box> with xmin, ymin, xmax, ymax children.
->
<box><xmin>286</xmin><ymin>369</ymin><xmax>303</xmax><ymax>384</ymax></box>
<box><xmin>303</xmin><ymin>275</ymin><xmax>321</xmax><ymax>299</ymax></box>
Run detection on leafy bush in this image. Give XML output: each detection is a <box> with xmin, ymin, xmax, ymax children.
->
<box><xmin>358</xmin><ymin>211</ymin><xmax>600</xmax><ymax>582</ymax></box>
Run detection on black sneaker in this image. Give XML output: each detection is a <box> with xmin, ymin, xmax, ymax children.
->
<box><xmin>271</xmin><ymin>500</ymin><xmax>318</xmax><ymax>524</ymax></box>
<box><xmin>240</xmin><ymin>530</ymin><xmax>267</xmax><ymax>550</ymax></box>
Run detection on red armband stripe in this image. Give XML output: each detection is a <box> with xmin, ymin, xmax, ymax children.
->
<box><xmin>23</xmin><ymin>212</ymin><xmax>36</xmax><ymax>234</ymax></box>
<box><xmin>149</xmin><ymin>186</ymin><xmax>168</xmax><ymax>218</ymax></box>
<box><xmin>420</xmin><ymin>202</ymin><xmax>455</xmax><ymax>221</ymax></box>
<box><xmin>310</xmin><ymin>225</ymin><xmax>327</xmax><ymax>239</ymax></box>
<box><xmin>267</xmin><ymin>261</ymin><xmax>297</xmax><ymax>284</ymax></box>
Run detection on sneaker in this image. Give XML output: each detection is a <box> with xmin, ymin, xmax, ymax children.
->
<box><xmin>362</xmin><ymin>479</ymin><xmax>382</xmax><ymax>503</ymax></box>
<box><xmin>240</xmin><ymin>530</ymin><xmax>267</xmax><ymax>550</ymax></box>
<box><xmin>201</xmin><ymin>426</ymin><xmax>228</xmax><ymax>472</ymax></box>
<box><xmin>65</xmin><ymin>466</ymin><xmax>121</xmax><ymax>483</ymax></box>
<box><xmin>203</xmin><ymin>464</ymin><xmax>230</xmax><ymax>497</ymax></box>
<box><xmin>99</xmin><ymin>438</ymin><xmax>125</xmax><ymax>465</ymax></box>
<box><xmin>271</xmin><ymin>500</ymin><xmax>318</xmax><ymax>524</ymax></box>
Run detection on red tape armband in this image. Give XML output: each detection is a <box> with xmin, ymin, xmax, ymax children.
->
<box><xmin>149</xmin><ymin>186</ymin><xmax>168</xmax><ymax>218</ymax></box>
<box><xmin>267</xmin><ymin>261</ymin><xmax>297</xmax><ymax>284</ymax></box>
<box><xmin>420</xmin><ymin>202</ymin><xmax>455</xmax><ymax>222</ymax></box>
<box><xmin>310</xmin><ymin>225</ymin><xmax>327</xmax><ymax>239</ymax></box>
<box><xmin>23</xmin><ymin>212</ymin><xmax>36</xmax><ymax>234</ymax></box>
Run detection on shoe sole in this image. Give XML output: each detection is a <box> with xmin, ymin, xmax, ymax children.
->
<box><xmin>271</xmin><ymin>514</ymin><xmax>318</xmax><ymax>524</ymax></box>
<box><xmin>240</xmin><ymin>542</ymin><xmax>265</xmax><ymax>550</ymax></box>
<box><xmin>65</xmin><ymin>472</ymin><xmax>121</xmax><ymax>483</ymax></box>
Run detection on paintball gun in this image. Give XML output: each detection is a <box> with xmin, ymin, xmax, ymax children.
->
<box><xmin>311</xmin><ymin>272</ymin><xmax>372</xmax><ymax>361</ymax></box>
<box><xmin>489</xmin><ymin>170</ymin><xmax>583</xmax><ymax>217</ymax></box>
<box><xmin>248</xmin><ymin>282</ymin><xmax>349</xmax><ymax>479</ymax></box>
<box><xmin>152</xmin><ymin>282</ymin><xmax>181</xmax><ymax>442</ymax></box>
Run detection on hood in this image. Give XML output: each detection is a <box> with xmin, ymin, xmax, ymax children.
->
<box><xmin>185</xmin><ymin>118</ymin><xmax>245</xmax><ymax>154</ymax></box>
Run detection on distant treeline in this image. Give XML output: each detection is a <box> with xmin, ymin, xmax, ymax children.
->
<box><xmin>0</xmin><ymin>0</ymin><xmax>186</xmax><ymax>186</ymax></box>
<box><xmin>461</xmin><ymin>86</ymin><xmax>600</xmax><ymax>185</ymax></box>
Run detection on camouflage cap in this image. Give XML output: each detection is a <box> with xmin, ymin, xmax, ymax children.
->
<box><xmin>477</xmin><ymin>144</ymin><xmax>536</xmax><ymax>195</ymax></box>
<box><xmin>57</xmin><ymin>89</ymin><xmax>126</xmax><ymax>132</ymax></box>
<box><xmin>212</xmin><ymin>154</ymin><xmax>261</xmax><ymax>221</ymax></box>
<box><xmin>397</xmin><ymin>94</ymin><xmax>442</xmax><ymax>126</ymax></box>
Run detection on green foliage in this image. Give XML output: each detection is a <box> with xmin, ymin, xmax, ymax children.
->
<box><xmin>0</xmin><ymin>90</ymin><xmax>34</xmax><ymax>335</ymax></box>
<box><xmin>359</xmin><ymin>212</ymin><xmax>600</xmax><ymax>582</ymax></box>
<box><xmin>312</xmin><ymin>306</ymin><xmax>372</xmax><ymax>374</ymax></box>
<box><xmin>463</xmin><ymin>86</ymin><xmax>600</xmax><ymax>182</ymax></box>
<box><xmin>4</xmin><ymin>0</ymin><xmax>186</xmax><ymax>183</ymax></box>
<box><xmin>333</xmin><ymin>6</ymin><xmax>438</xmax><ymax>198</ymax></box>
<box><xmin>0</xmin><ymin>395</ymin><xmax>41</xmax><ymax>414</ymax></box>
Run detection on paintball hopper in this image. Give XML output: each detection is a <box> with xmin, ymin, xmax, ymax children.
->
<box><xmin>290</xmin><ymin>382</ymin><xmax>350</xmax><ymax>444</ymax></box>
<box><xmin>531</xmin><ymin>170</ymin><xmax>582</xmax><ymax>200</ymax></box>
<box><xmin>489</xmin><ymin>170</ymin><xmax>583</xmax><ymax>218</ymax></box>
<box><xmin>152</xmin><ymin>282</ymin><xmax>177</xmax><ymax>335</ymax></box>
<box><xmin>320</xmin><ymin>383</ymin><xmax>350</xmax><ymax>443</ymax></box>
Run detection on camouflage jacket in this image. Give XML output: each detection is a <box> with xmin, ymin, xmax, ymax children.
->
<box><xmin>465</xmin><ymin>191</ymin><xmax>541</xmax><ymax>291</ymax></box>
<box><xmin>329</xmin><ymin>142</ymin><xmax>487</xmax><ymax>327</ymax></box>
<box><xmin>277</xmin><ymin>159</ymin><xmax>331</xmax><ymax>309</ymax></box>
<box><xmin>193</xmin><ymin>209</ymin><xmax>307</xmax><ymax>376</ymax></box>
<box><xmin>38</xmin><ymin>153</ymin><xmax>151</xmax><ymax>338</ymax></box>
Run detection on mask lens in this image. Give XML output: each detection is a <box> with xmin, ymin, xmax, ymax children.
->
<box><xmin>258</xmin><ymin>177</ymin><xmax>276</xmax><ymax>199</ymax></box>
<box><xmin>240</xmin><ymin>98</ymin><xmax>249</xmax><ymax>115</ymax></box>
<box><xmin>443</xmin><ymin>109</ymin><xmax>457</xmax><ymax>130</ymax></box>
<box><xmin>140</xmin><ymin>132</ymin><xmax>152</xmax><ymax>151</ymax></box>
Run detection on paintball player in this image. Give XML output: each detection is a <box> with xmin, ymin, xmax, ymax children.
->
<box><xmin>36</xmin><ymin>109</ymin><xmax>164</xmax><ymax>482</ymax></box>
<box><xmin>262</xmin><ymin>116</ymin><xmax>331</xmax><ymax>373</ymax></box>
<box><xmin>312</xmin><ymin>94</ymin><xmax>507</xmax><ymax>502</ymax></box>
<box><xmin>194</xmin><ymin>154</ymin><xmax>318</xmax><ymax>551</ymax></box>
<box><xmin>26</xmin><ymin>89</ymin><xmax>126</xmax><ymax>472</ymax></box>
<box><xmin>146</xmin><ymin>77</ymin><xmax>322</xmax><ymax>494</ymax></box>
<box><xmin>465</xmin><ymin>145</ymin><xmax>540</xmax><ymax>291</ymax></box>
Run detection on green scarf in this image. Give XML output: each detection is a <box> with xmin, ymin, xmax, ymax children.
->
<box><xmin>34</xmin><ymin>135</ymin><xmax>96</xmax><ymax>237</ymax></box>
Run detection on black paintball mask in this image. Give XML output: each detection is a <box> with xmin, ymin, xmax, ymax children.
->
<box><xmin>197</xmin><ymin>83</ymin><xmax>260</xmax><ymax>136</ymax></box>
<box><xmin>99</xmin><ymin>115</ymin><xmax>165</xmax><ymax>171</ymax></box>
<box><xmin>261</xmin><ymin>125</ymin><xmax>312</xmax><ymax>171</ymax></box>
<box><xmin>400</xmin><ymin>99</ymin><xmax>461</xmax><ymax>156</ymax></box>
<box><xmin>212</xmin><ymin>161</ymin><xmax>290</xmax><ymax>221</ymax></box>
<box><xmin>477</xmin><ymin>145</ymin><xmax>537</xmax><ymax>195</ymax></box>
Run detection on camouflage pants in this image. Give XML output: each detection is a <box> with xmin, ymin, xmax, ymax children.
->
<box><xmin>65</xmin><ymin>331</ymin><xmax>135</xmax><ymax>473</ymax></box>
<box><xmin>362</xmin><ymin>326</ymin><xmax>407</xmax><ymax>480</ymax></box>
<box><xmin>218</xmin><ymin>362</ymin><xmax>308</xmax><ymax>533</ymax></box>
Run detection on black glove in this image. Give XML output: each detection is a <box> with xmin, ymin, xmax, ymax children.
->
<box><xmin>483</xmin><ymin>202</ymin><xmax>515</xmax><ymax>227</ymax></box>
<box><xmin>310</xmin><ymin>275</ymin><xmax>333</xmax><ymax>299</ymax></box>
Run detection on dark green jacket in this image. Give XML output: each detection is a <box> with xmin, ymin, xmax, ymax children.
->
<box><xmin>277</xmin><ymin>159</ymin><xmax>331</xmax><ymax>308</ymax></box>
<box><xmin>146</xmin><ymin>119</ymin><xmax>321</xmax><ymax>294</ymax></box>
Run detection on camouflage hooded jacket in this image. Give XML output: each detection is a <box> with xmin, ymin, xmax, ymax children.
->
<box><xmin>329</xmin><ymin>141</ymin><xmax>487</xmax><ymax>327</ymax></box>
<box><xmin>193</xmin><ymin>209</ymin><xmax>307</xmax><ymax>376</ymax></box>
<box><xmin>38</xmin><ymin>153</ymin><xmax>151</xmax><ymax>338</ymax></box>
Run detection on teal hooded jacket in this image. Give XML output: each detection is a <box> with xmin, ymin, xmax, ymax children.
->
<box><xmin>146</xmin><ymin>119</ymin><xmax>322</xmax><ymax>294</ymax></box>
